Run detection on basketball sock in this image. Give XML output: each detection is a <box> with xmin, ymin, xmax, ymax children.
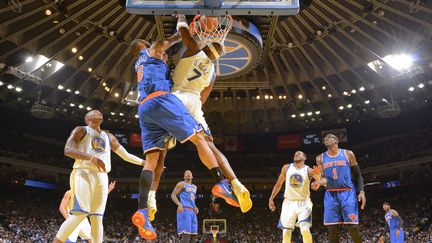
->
<box><xmin>181</xmin><ymin>234</ymin><xmax>191</xmax><ymax>243</ymax></box>
<box><xmin>347</xmin><ymin>225</ymin><xmax>362</xmax><ymax>243</ymax></box>
<box><xmin>55</xmin><ymin>214</ymin><xmax>87</xmax><ymax>242</ymax></box>
<box><xmin>282</xmin><ymin>229</ymin><xmax>292</xmax><ymax>243</ymax></box>
<box><xmin>210</xmin><ymin>167</ymin><xmax>225</xmax><ymax>182</ymax></box>
<box><xmin>89</xmin><ymin>215</ymin><xmax>103</xmax><ymax>243</ymax></box>
<box><xmin>138</xmin><ymin>170</ymin><xmax>153</xmax><ymax>209</ymax></box>
<box><xmin>328</xmin><ymin>225</ymin><xmax>340</xmax><ymax>243</ymax></box>
<box><xmin>189</xmin><ymin>235</ymin><xmax>197</xmax><ymax>243</ymax></box>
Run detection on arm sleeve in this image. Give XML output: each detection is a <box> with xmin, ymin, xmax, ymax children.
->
<box><xmin>395</xmin><ymin>215</ymin><xmax>404</xmax><ymax>229</ymax></box>
<box><xmin>114</xmin><ymin>146</ymin><xmax>144</xmax><ymax>166</ymax></box>
<box><xmin>351</xmin><ymin>164</ymin><xmax>364</xmax><ymax>192</ymax></box>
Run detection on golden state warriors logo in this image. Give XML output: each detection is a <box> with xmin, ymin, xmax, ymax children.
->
<box><xmin>91</xmin><ymin>137</ymin><xmax>106</xmax><ymax>153</ymax></box>
<box><xmin>289</xmin><ymin>174</ymin><xmax>303</xmax><ymax>188</ymax></box>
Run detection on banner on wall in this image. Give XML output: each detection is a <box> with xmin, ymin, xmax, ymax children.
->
<box><xmin>277</xmin><ymin>134</ymin><xmax>301</xmax><ymax>150</ymax></box>
<box><xmin>129</xmin><ymin>133</ymin><xmax>142</xmax><ymax>148</ymax></box>
<box><xmin>321</xmin><ymin>128</ymin><xmax>348</xmax><ymax>143</ymax></box>
<box><xmin>113</xmin><ymin>132</ymin><xmax>129</xmax><ymax>146</ymax></box>
<box><xmin>302</xmin><ymin>133</ymin><xmax>321</xmax><ymax>145</ymax></box>
<box><xmin>224</xmin><ymin>135</ymin><xmax>239</xmax><ymax>152</ymax></box>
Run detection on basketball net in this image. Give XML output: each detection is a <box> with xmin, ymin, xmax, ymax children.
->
<box><xmin>210</xmin><ymin>225</ymin><xmax>219</xmax><ymax>243</ymax></box>
<box><xmin>190</xmin><ymin>15</ymin><xmax>233</xmax><ymax>46</ymax></box>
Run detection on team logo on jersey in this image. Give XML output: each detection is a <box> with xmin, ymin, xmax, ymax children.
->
<box><xmin>348</xmin><ymin>214</ymin><xmax>358</xmax><ymax>221</ymax></box>
<box><xmin>91</xmin><ymin>137</ymin><xmax>106</xmax><ymax>153</ymax></box>
<box><xmin>289</xmin><ymin>174</ymin><xmax>303</xmax><ymax>187</ymax></box>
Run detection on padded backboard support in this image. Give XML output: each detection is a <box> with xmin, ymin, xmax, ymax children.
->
<box><xmin>126</xmin><ymin>0</ymin><xmax>300</xmax><ymax>16</ymax></box>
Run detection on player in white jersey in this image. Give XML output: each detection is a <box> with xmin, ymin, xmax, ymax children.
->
<box><xmin>168</xmin><ymin>15</ymin><xmax>252</xmax><ymax>213</ymax></box>
<box><xmin>59</xmin><ymin>181</ymin><xmax>116</xmax><ymax>243</ymax></box>
<box><xmin>54</xmin><ymin>110</ymin><xmax>145</xmax><ymax>243</ymax></box>
<box><xmin>268</xmin><ymin>151</ymin><xmax>320</xmax><ymax>243</ymax></box>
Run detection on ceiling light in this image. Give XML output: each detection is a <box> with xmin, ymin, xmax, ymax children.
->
<box><xmin>66</xmin><ymin>88</ymin><xmax>71</xmax><ymax>93</ymax></box>
<box><xmin>382</xmin><ymin>98</ymin><xmax>388</xmax><ymax>102</ymax></box>
<box><xmin>25</xmin><ymin>56</ymin><xmax>33</xmax><ymax>63</ymax></box>
<box><xmin>383</xmin><ymin>54</ymin><xmax>413</xmax><ymax>72</ymax></box>
<box><xmin>298</xmin><ymin>94</ymin><xmax>303</xmax><ymax>99</ymax></box>
<box><xmin>70</xmin><ymin>103</ymin><xmax>75</xmax><ymax>107</ymax></box>
<box><xmin>328</xmin><ymin>94</ymin><xmax>332</xmax><ymax>98</ymax></box>
<box><xmin>300</xmin><ymin>113</ymin><xmax>305</xmax><ymax>117</ymax></box>
<box><xmin>119</xmin><ymin>112</ymin><xmax>124</xmax><ymax>116</ymax></box>
<box><xmin>347</xmin><ymin>104</ymin><xmax>352</xmax><ymax>108</ymax></box>
<box><xmin>339</xmin><ymin>106</ymin><xmax>344</xmax><ymax>110</ymax></box>
<box><xmin>74</xmin><ymin>90</ymin><xmax>80</xmax><ymax>95</ymax></box>
<box><xmin>114</xmin><ymin>93</ymin><xmax>119</xmax><ymax>97</ymax></box>
<box><xmin>59</xmin><ymin>28</ymin><xmax>65</xmax><ymax>34</ymax></box>
<box><xmin>315</xmin><ymin>111</ymin><xmax>320</xmax><ymax>115</ymax></box>
<box><xmin>343</xmin><ymin>91</ymin><xmax>349</xmax><ymax>96</ymax></box>
<box><xmin>351</xmin><ymin>89</ymin><xmax>357</xmax><ymax>94</ymax></box>
<box><xmin>71</xmin><ymin>47</ymin><xmax>77</xmax><ymax>53</ymax></box>
<box><xmin>129</xmin><ymin>91</ymin><xmax>134</xmax><ymax>95</ymax></box>
<box><xmin>78</xmin><ymin>55</ymin><xmax>84</xmax><ymax>60</ymax></box>
<box><xmin>78</xmin><ymin>104</ymin><xmax>84</xmax><ymax>109</ymax></box>
<box><xmin>7</xmin><ymin>84</ymin><xmax>13</xmax><ymax>89</ymax></box>
<box><xmin>418</xmin><ymin>83</ymin><xmax>424</xmax><ymax>89</ymax></box>
<box><xmin>408</xmin><ymin>87</ymin><xmax>414</xmax><ymax>92</ymax></box>
<box><xmin>291</xmin><ymin>114</ymin><xmax>296</xmax><ymax>118</ymax></box>
<box><xmin>110</xmin><ymin>112</ymin><xmax>116</xmax><ymax>115</ymax></box>
<box><xmin>307</xmin><ymin>112</ymin><xmax>312</xmax><ymax>116</ymax></box>
<box><xmin>56</xmin><ymin>85</ymin><xmax>64</xmax><ymax>90</ymax></box>
<box><xmin>278</xmin><ymin>95</ymin><xmax>282</xmax><ymax>99</ymax></box>
<box><xmin>135</xmin><ymin>114</ymin><xmax>139</xmax><ymax>118</ymax></box>
<box><xmin>359</xmin><ymin>86</ymin><xmax>365</xmax><ymax>92</ymax></box>
<box><xmin>321</xmin><ymin>86</ymin><xmax>326</xmax><ymax>90</ymax></box>
<box><xmin>264</xmin><ymin>95</ymin><xmax>269</xmax><ymax>100</ymax></box>
<box><xmin>53</xmin><ymin>19</ymin><xmax>59</xmax><ymax>24</ymax></box>
<box><xmin>86</xmin><ymin>106</ymin><xmax>91</xmax><ymax>111</ymax></box>
<box><xmin>364</xmin><ymin>100</ymin><xmax>370</xmax><ymax>104</ymax></box>
<box><xmin>283</xmin><ymin>95</ymin><xmax>287</xmax><ymax>99</ymax></box>
<box><xmin>0</xmin><ymin>81</ymin><xmax>3</xmax><ymax>86</ymax></box>
<box><xmin>45</xmin><ymin>9</ymin><xmax>52</xmax><ymax>16</ymax></box>
<box><xmin>88</xmin><ymin>67</ymin><xmax>93</xmax><ymax>72</ymax></box>
<box><xmin>270</xmin><ymin>95</ymin><xmax>273</xmax><ymax>99</ymax></box>
<box><xmin>15</xmin><ymin>87</ymin><xmax>22</xmax><ymax>92</ymax></box>
<box><xmin>256</xmin><ymin>95</ymin><xmax>260</xmax><ymax>100</ymax></box>
<box><xmin>102</xmin><ymin>82</ymin><xmax>107</xmax><ymax>87</ymax></box>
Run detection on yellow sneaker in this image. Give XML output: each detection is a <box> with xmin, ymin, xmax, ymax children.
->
<box><xmin>147</xmin><ymin>197</ymin><xmax>157</xmax><ymax>221</ymax></box>
<box><xmin>232</xmin><ymin>183</ymin><xmax>252</xmax><ymax>213</ymax></box>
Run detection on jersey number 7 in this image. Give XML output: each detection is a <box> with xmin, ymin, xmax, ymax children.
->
<box><xmin>187</xmin><ymin>68</ymin><xmax>202</xmax><ymax>81</ymax></box>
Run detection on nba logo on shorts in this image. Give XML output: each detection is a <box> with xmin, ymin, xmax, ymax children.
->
<box><xmin>91</xmin><ymin>137</ymin><xmax>106</xmax><ymax>153</ymax></box>
<box><xmin>289</xmin><ymin>174</ymin><xmax>303</xmax><ymax>187</ymax></box>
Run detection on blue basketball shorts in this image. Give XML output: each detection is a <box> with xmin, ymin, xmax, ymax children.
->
<box><xmin>138</xmin><ymin>93</ymin><xmax>202</xmax><ymax>154</ymax></box>
<box><xmin>390</xmin><ymin>229</ymin><xmax>404</xmax><ymax>243</ymax></box>
<box><xmin>323</xmin><ymin>189</ymin><xmax>359</xmax><ymax>225</ymax></box>
<box><xmin>177</xmin><ymin>208</ymin><xmax>198</xmax><ymax>235</ymax></box>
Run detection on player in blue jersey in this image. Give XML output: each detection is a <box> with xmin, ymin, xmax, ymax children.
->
<box><xmin>171</xmin><ymin>170</ymin><xmax>199</xmax><ymax>243</ymax></box>
<box><xmin>311</xmin><ymin>133</ymin><xmax>366</xmax><ymax>243</ymax></box>
<box><xmin>383</xmin><ymin>202</ymin><xmax>404</xmax><ymax>243</ymax></box>
<box><xmin>128</xmin><ymin>16</ymin><xmax>238</xmax><ymax>240</ymax></box>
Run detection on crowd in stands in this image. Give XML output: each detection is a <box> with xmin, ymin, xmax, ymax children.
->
<box><xmin>0</xmin><ymin>185</ymin><xmax>431</xmax><ymax>242</ymax></box>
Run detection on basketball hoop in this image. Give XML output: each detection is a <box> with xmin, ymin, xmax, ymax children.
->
<box><xmin>190</xmin><ymin>15</ymin><xmax>233</xmax><ymax>46</ymax></box>
<box><xmin>210</xmin><ymin>225</ymin><xmax>219</xmax><ymax>243</ymax></box>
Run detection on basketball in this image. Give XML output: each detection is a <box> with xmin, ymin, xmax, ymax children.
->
<box><xmin>199</xmin><ymin>15</ymin><xmax>219</xmax><ymax>32</ymax></box>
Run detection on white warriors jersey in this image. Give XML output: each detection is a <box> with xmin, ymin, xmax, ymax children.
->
<box><xmin>284</xmin><ymin>163</ymin><xmax>310</xmax><ymax>201</ymax></box>
<box><xmin>72</xmin><ymin>126</ymin><xmax>111</xmax><ymax>173</ymax></box>
<box><xmin>172</xmin><ymin>50</ymin><xmax>215</xmax><ymax>96</ymax></box>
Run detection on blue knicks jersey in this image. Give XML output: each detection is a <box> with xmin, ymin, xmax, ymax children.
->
<box><xmin>135</xmin><ymin>49</ymin><xmax>172</xmax><ymax>101</ymax></box>
<box><xmin>322</xmin><ymin>149</ymin><xmax>354</xmax><ymax>189</ymax></box>
<box><xmin>385</xmin><ymin>211</ymin><xmax>401</xmax><ymax>230</ymax></box>
<box><xmin>179</xmin><ymin>183</ymin><xmax>197</xmax><ymax>208</ymax></box>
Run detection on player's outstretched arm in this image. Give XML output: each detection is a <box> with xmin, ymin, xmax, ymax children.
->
<box><xmin>268</xmin><ymin>164</ymin><xmax>288</xmax><ymax>211</ymax></box>
<box><xmin>108</xmin><ymin>133</ymin><xmax>145</xmax><ymax>166</ymax></box>
<box><xmin>346</xmin><ymin>150</ymin><xmax>366</xmax><ymax>209</ymax></box>
<box><xmin>311</xmin><ymin>155</ymin><xmax>327</xmax><ymax>191</ymax></box>
<box><xmin>59</xmin><ymin>190</ymin><xmax>71</xmax><ymax>219</ymax></box>
<box><xmin>171</xmin><ymin>181</ymin><xmax>185</xmax><ymax>212</ymax></box>
<box><xmin>176</xmin><ymin>14</ymin><xmax>200</xmax><ymax>57</ymax></box>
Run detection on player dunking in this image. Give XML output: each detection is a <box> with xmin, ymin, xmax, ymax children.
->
<box><xmin>59</xmin><ymin>181</ymin><xmax>116</xmax><ymax>243</ymax></box>
<box><xmin>383</xmin><ymin>202</ymin><xmax>405</xmax><ymax>243</ymax></box>
<box><xmin>53</xmin><ymin>110</ymin><xmax>145</xmax><ymax>243</ymax></box>
<box><xmin>311</xmin><ymin>133</ymin><xmax>366</xmax><ymax>243</ymax></box>
<box><xmin>171</xmin><ymin>170</ymin><xmax>199</xmax><ymax>243</ymax></box>
<box><xmin>129</xmin><ymin>16</ymin><xmax>238</xmax><ymax>240</ymax></box>
<box><xmin>268</xmin><ymin>151</ymin><xmax>320</xmax><ymax>243</ymax></box>
<box><xmin>171</xmin><ymin>14</ymin><xmax>252</xmax><ymax>213</ymax></box>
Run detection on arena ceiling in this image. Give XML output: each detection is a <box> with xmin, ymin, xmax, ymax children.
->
<box><xmin>0</xmin><ymin>0</ymin><xmax>431</xmax><ymax>134</ymax></box>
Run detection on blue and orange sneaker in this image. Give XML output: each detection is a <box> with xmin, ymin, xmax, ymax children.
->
<box><xmin>211</xmin><ymin>179</ymin><xmax>240</xmax><ymax>207</ymax></box>
<box><xmin>131</xmin><ymin>208</ymin><xmax>157</xmax><ymax>240</ymax></box>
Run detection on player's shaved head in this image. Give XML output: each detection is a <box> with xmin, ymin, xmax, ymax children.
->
<box><xmin>85</xmin><ymin>110</ymin><xmax>103</xmax><ymax>127</ymax></box>
<box><xmin>293</xmin><ymin>151</ymin><xmax>306</xmax><ymax>163</ymax></box>
<box><xmin>129</xmin><ymin>39</ymin><xmax>150</xmax><ymax>55</ymax></box>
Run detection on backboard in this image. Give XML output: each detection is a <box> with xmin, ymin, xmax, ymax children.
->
<box><xmin>126</xmin><ymin>0</ymin><xmax>299</xmax><ymax>16</ymax></box>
